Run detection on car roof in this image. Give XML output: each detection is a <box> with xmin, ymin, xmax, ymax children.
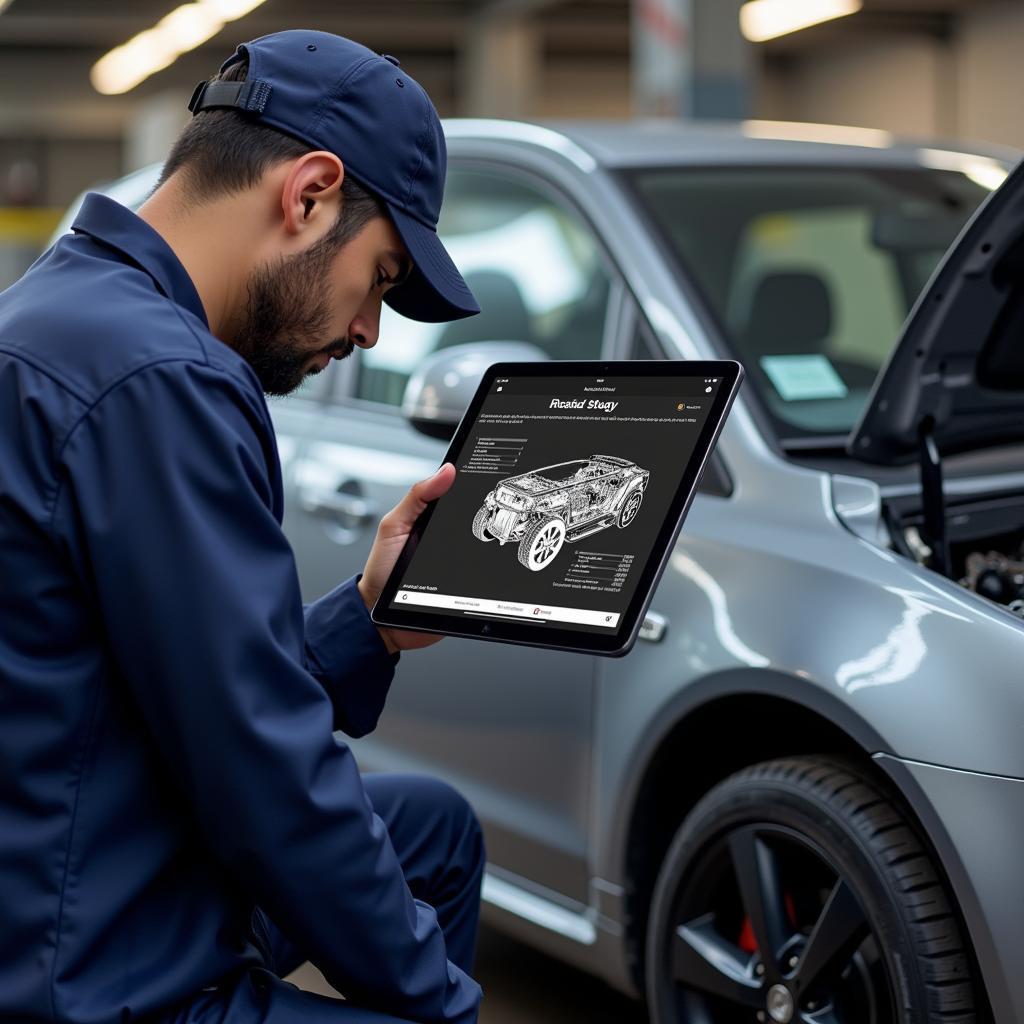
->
<box><xmin>444</xmin><ymin>118</ymin><xmax>1020</xmax><ymax>173</ymax></box>
<box><xmin>49</xmin><ymin>119</ymin><xmax>1019</xmax><ymax>251</ymax></box>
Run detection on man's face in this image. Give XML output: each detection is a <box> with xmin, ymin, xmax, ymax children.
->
<box><xmin>232</xmin><ymin>214</ymin><xmax>409</xmax><ymax>396</ymax></box>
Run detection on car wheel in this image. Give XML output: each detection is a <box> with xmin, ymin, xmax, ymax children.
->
<box><xmin>518</xmin><ymin>517</ymin><xmax>566</xmax><ymax>571</ymax></box>
<box><xmin>472</xmin><ymin>507</ymin><xmax>494</xmax><ymax>541</ymax></box>
<box><xmin>646</xmin><ymin>757</ymin><xmax>978</xmax><ymax>1024</ymax></box>
<box><xmin>617</xmin><ymin>488</ymin><xmax>643</xmax><ymax>528</ymax></box>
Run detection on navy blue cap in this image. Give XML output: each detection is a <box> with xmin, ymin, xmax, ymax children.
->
<box><xmin>188</xmin><ymin>30</ymin><xmax>479</xmax><ymax>324</ymax></box>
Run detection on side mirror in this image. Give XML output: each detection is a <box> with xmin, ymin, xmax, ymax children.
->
<box><xmin>401</xmin><ymin>342</ymin><xmax>549</xmax><ymax>440</ymax></box>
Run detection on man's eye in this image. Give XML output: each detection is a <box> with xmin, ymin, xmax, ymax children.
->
<box><xmin>375</xmin><ymin>268</ymin><xmax>390</xmax><ymax>289</ymax></box>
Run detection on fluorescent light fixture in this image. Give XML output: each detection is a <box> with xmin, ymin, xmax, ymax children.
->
<box><xmin>918</xmin><ymin>148</ymin><xmax>1011</xmax><ymax>192</ymax></box>
<box><xmin>740</xmin><ymin>0</ymin><xmax>862</xmax><ymax>43</ymax></box>
<box><xmin>0</xmin><ymin>0</ymin><xmax>14</xmax><ymax>14</ymax></box>
<box><xmin>203</xmin><ymin>0</ymin><xmax>268</xmax><ymax>16</ymax></box>
<box><xmin>91</xmin><ymin>0</ymin><xmax>269</xmax><ymax>96</ymax></box>
<box><xmin>742</xmin><ymin>119</ymin><xmax>893</xmax><ymax>149</ymax></box>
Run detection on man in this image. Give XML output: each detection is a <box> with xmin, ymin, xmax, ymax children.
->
<box><xmin>0</xmin><ymin>30</ymin><xmax>485</xmax><ymax>1024</ymax></box>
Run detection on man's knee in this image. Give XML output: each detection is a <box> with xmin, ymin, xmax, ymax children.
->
<box><xmin>400</xmin><ymin>776</ymin><xmax>483</xmax><ymax>865</ymax></box>
<box><xmin>364</xmin><ymin>773</ymin><xmax>485</xmax><ymax>873</ymax></box>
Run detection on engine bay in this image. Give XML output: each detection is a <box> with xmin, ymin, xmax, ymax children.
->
<box><xmin>884</xmin><ymin>490</ymin><xmax>1024</xmax><ymax>618</ymax></box>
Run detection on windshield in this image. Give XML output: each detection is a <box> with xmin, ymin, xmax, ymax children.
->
<box><xmin>627</xmin><ymin>165</ymin><xmax>995</xmax><ymax>441</ymax></box>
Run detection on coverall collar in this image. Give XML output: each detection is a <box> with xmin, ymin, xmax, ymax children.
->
<box><xmin>72</xmin><ymin>193</ymin><xmax>209</xmax><ymax>328</ymax></box>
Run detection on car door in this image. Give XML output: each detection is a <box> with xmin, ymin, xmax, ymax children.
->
<box><xmin>287</xmin><ymin>163</ymin><xmax>617</xmax><ymax>903</ymax></box>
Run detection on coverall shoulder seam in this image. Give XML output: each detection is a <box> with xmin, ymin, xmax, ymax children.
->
<box><xmin>0</xmin><ymin>344</ymin><xmax>90</xmax><ymax>405</ymax></box>
<box><xmin>45</xmin><ymin>357</ymin><xmax>265</xmax><ymax>536</ymax></box>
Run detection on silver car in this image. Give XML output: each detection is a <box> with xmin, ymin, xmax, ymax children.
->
<box><xmin>58</xmin><ymin>121</ymin><xmax>1024</xmax><ymax>1024</ymax></box>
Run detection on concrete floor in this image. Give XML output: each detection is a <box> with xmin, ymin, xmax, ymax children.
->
<box><xmin>287</xmin><ymin>926</ymin><xmax>649</xmax><ymax>1022</ymax></box>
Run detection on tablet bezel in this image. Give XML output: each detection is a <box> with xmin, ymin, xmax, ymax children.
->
<box><xmin>371</xmin><ymin>359</ymin><xmax>744</xmax><ymax>657</ymax></box>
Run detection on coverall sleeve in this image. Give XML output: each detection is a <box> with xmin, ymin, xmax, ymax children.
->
<box><xmin>303</xmin><ymin>577</ymin><xmax>399</xmax><ymax>738</ymax></box>
<box><xmin>53</xmin><ymin>360</ymin><xmax>481</xmax><ymax>1024</ymax></box>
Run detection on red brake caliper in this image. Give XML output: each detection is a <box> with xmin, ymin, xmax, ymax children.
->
<box><xmin>738</xmin><ymin>893</ymin><xmax>797</xmax><ymax>954</ymax></box>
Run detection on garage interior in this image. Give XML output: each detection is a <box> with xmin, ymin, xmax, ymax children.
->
<box><xmin>0</xmin><ymin>0</ymin><xmax>1022</xmax><ymax>212</ymax></box>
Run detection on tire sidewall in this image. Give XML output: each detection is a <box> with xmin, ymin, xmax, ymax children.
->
<box><xmin>645</xmin><ymin>770</ymin><xmax>930</xmax><ymax>1024</ymax></box>
<box><xmin>472</xmin><ymin>507</ymin><xmax>493</xmax><ymax>541</ymax></box>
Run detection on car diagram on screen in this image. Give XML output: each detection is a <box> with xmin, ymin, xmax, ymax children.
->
<box><xmin>471</xmin><ymin>455</ymin><xmax>650</xmax><ymax>572</ymax></box>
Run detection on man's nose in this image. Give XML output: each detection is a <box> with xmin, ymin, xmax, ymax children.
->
<box><xmin>349</xmin><ymin>298</ymin><xmax>381</xmax><ymax>349</ymax></box>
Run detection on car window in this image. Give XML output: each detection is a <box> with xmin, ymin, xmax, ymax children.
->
<box><xmin>727</xmin><ymin>207</ymin><xmax>906</xmax><ymax>375</ymax></box>
<box><xmin>626</xmin><ymin>166</ymin><xmax>995</xmax><ymax>440</ymax></box>
<box><xmin>354</xmin><ymin>167</ymin><xmax>613</xmax><ymax>407</ymax></box>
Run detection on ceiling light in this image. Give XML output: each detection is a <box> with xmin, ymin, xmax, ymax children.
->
<box><xmin>91</xmin><ymin>0</ymin><xmax>269</xmax><ymax>96</ymax></box>
<box><xmin>740</xmin><ymin>0</ymin><xmax>862</xmax><ymax>43</ymax></box>
<box><xmin>156</xmin><ymin>3</ymin><xmax>225</xmax><ymax>52</ymax></box>
<box><xmin>92</xmin><ymin>31</ymin><xmax>179</xmax><ymax>96</ymax></box>
<box><xmin>0</xmin><ymin>0</ymin><xmax>14</xmax><ymax>14</ymax></box>
<box><xmin>203</xmin><ymin>0</ymin><xmax>269</xmax><ymax>17</ymax></box>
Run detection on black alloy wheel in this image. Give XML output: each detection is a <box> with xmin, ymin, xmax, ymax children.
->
<box><xmin>646</xmin><ymin>758</ymin><xmax>978</xmax><ymax>1024</ymax></box>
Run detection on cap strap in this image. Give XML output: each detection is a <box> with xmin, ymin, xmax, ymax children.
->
<box><xmin>188</xmin><ymin>79</ymin><xmax>273</xmax><ymax>116</ymax></box>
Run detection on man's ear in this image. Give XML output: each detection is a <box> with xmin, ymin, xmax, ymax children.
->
<box><xmin>280</xmin><ymin>151</ymin><xmax>344</xmax><ymax>238</ymax></box>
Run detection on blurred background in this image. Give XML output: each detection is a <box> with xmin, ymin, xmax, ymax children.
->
<box><xmin>1</xmin><ymin>3</ymin><xmax>1022</xmax><ymax>1020</ymax></box>
<box><xmin>0</xmin><ymin>0</ymin><xmax>1022</xmax><ymax>288</ymax></box>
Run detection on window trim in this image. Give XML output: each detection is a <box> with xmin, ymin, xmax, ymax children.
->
<box><xmin>617</xmin><ymin>295</ymin><xmax>735</xmax><ymax>499</ymax></box>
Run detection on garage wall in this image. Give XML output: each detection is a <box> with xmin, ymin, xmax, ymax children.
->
<box><xmin>958</xmin><ymin>3</ymin><xmax>1024</xmax><ymax>149</ymax></box>
<box><xmin>758</xmin><ymin>36</ymin><xmax>948</xmax><ymax>139</ymax></box>
<box><xmin>537</xmin><ymin>60</ymin><xmax>632</xmax><ymax>118</ymax></box>
<box><xmin>756</xmin><ymin>2</ymin><xmax>1024</xmax><ymax>151</ymax></box>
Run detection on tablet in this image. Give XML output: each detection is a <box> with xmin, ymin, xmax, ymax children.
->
<box><xmin>371</xmin><ymin>360</ymin><xmax>743</xmax><ymax>657</ymax></box>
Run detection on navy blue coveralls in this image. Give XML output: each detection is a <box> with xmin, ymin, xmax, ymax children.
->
<box><xmin>0</xmin><ymin>194</ymin><xmax>484</xmax><ymax>1024</ymax></box>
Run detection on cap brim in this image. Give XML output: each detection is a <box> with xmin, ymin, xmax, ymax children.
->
<box><xmin>383</xmin><ymin>203</ymin><xmax>480</xmax><ymax>324</ymax></box>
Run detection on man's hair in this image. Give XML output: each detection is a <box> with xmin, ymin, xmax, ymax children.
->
<box><xmin>158</xmin><ymin>59</ymin><xmax>386</xmax><ymax>246</ymax></box>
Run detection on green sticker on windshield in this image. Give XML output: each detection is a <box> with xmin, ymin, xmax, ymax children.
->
<box><xmin>760</xmin><ymin>355</ymin><xmax>848</xmax><ymax>402</ymax></box>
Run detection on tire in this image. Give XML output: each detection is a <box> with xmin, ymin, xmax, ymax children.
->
<box><xmin>472</xmin><ymin>507</ymin><xmax>493</xmax><ymax>541</ymax></box>
<box><xmin>517</xmin><ymin>517</ymin><xmax>566</xmax><ymax>571</ymax></box>
<box><xmin>617</xmin><ymin>487</ymin><xmax>643</xmax><ymax>528</ymax></box>
<box><xmin>645</xmin><ymin>757</ymin><xmax>978</xmax><ymax>1024</ymax></box>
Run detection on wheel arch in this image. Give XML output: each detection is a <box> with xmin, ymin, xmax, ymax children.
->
<box><xmin>609</xmin><ymin>673</ymin><xmax>995</xmax><ymax>1019</ymax></box>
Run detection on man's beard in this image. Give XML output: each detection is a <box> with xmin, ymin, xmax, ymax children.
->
<box><xmin>232</xmin><ymin>233</ymin><xmax>354</xmax><ymax>396</ymax></box>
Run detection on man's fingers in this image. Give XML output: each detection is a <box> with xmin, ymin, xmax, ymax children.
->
<box><xmin>414</xmin><ymin>462</ymin><xmax>456</xmax><ymax>503</ymax></box>
<box><xmin>382</xmin><ymin>463</ymin><xmax>456</xmax><ymax>531</ymax></box>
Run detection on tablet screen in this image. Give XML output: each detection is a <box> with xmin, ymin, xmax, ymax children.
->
<box><xmin>384</xmin><ymin>369</ymin><xmax>729</xmax><ymax>637</ymax></box>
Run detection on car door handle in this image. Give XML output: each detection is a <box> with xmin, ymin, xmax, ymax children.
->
<box><xmin>639</xmin><ymin>610</ymin><xmax>667</xmax><ymax>643</ymax></box>
<box><xmin>297</xmin><ymin>485</ymin><xmax>377</xmax><ymax>524</ymax></box>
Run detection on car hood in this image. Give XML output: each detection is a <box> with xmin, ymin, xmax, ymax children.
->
<box><xmin>849</xmin><ymin>157</ymin><xmax>1024</xmax><ymax>465</ymax></box>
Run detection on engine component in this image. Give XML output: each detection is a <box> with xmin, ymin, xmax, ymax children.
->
<box><xmin>961</xmin><ymin>550</ymin><xmax>1024</xmax><ymax>603</ymax></box>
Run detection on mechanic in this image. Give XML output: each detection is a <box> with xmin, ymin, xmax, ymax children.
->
<box><xmin>0</xmin><ymin>30</ymin><xmax>485</xmax><ymax>1024</ymax></box>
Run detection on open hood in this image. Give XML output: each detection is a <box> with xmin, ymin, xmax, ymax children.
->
<box><xmin>849</xmin><ymin>157</ymin><xmax>1024</xmax><ymax>465</ymax></box>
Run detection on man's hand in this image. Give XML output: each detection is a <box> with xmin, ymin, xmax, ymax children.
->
<box><xmin>357</xmin><ymin>463</ymin><xmax>457</xmax><ymax>654</ymax></box>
